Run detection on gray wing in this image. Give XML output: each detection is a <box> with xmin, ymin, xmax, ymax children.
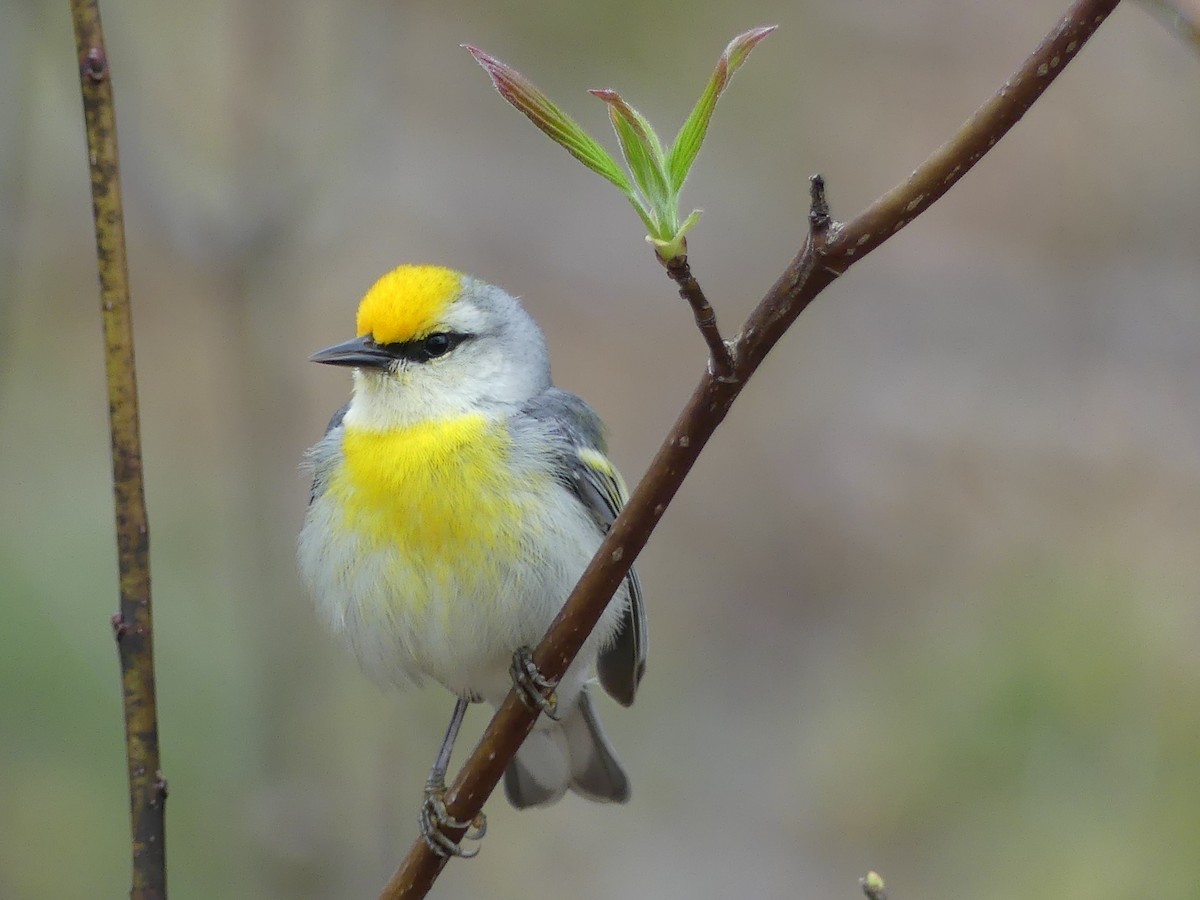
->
<box><xmin>307</xmin><ymin>402</ymin><xmax>349</xmax><ymax>504</ymax></box>
<box><xmin>521</xmin><ymin>389</ymin><xmax>648</xmax><ymax>707</ymax></box>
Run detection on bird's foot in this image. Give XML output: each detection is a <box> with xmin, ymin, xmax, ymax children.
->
<box><xmin>420</xmin><ymin>777</ymin><xmax>487</xmax><ymax>859</ymax></box>
<box><xmin>510</xmin><ymin>646</ymin><xmax>559</xmax><ymax>720</ymax></box>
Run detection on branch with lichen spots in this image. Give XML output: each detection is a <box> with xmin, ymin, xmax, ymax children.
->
<box><xmin>381</xmin><ymin>1</ymin><xmax>1121</xmax><ymax>896</ymax></box>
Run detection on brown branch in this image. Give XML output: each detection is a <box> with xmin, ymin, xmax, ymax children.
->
<box><xmin>69</xmin><ymin>3</ymin><xmax>167</xmax><ymax>898</ymax></box>
<box><xmin>662</xmin><ymin>256</ymin><xmax>736</xmax><ymax>379</ymax></box>
<box><xmin>381</xmin><ymin>0</ymin><xmax>1121</xmax><ymax>895</ymax></box>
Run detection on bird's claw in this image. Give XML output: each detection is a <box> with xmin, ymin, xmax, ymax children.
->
<box><xmin>510</xmin><ymin>646</ymin><xmax>559</xmax><ymax>720</ymax></box>
<box><xmin>420</xmin><ymin>779</ymin><xmax>487</xmax><ymax>859</ymax></box>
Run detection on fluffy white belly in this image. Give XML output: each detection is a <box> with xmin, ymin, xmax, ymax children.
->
<box><xmin>298</xmin><ymin>481</ymin><xmax>625</xmax><ymax>706</ymax></box>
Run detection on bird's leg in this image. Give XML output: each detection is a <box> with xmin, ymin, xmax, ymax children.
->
<box><xmin>510</xmin><ymin>645</ymin><xmax>560</xmax><ymax>720</ymax></box>
<box><xmin>426</xmin><ymin>695</ymin><xmax>469</xmax><ymax>794</ymax></box>
<box><xmin>420</xmin><ymin>696</ymin><xmax>487</xmax><ymax>858</ymax></box>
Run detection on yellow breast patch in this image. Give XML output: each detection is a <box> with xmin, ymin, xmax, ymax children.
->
<box><xmin>355</xmin><ymin>265</ymin><xmax>462</xmax><ymax>344</ymax></box>
<box><xmin>330</xmin><ymin>415</ymin><xmax>540</xmax><ymax>600</ymax></box>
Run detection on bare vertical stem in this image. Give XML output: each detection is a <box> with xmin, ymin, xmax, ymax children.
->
<box><xmin>69</xmin><ymin>3</ymin><xmax>167</xmax><ymax>898</ymax></box>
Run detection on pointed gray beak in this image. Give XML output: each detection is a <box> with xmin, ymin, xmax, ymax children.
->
<box><xmin>310</xmin><ymin>335</ymin><xmax>393</xmax><ymax>369</ymax></box>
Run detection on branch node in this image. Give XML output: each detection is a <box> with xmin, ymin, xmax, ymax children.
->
<box><xmin>82</xmin><ymin>46</ymin><xmax>108</xmax><ymax>82</ymax></box>
<box><xmin>709</xmin><ymin>343</ymin><xmax>741</xmax><ymax>383</ymax></box>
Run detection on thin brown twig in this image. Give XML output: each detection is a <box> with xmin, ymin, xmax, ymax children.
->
<box><xmin>69</xmin><ymin>3</ymin><xmax>167</xmax><ymax>898</ymax></box>
<box><xmin>380</xmin><ymin>0</ymin><xmax>1121</xmax><ymax>895</ymax></box>
<box><xmin>662</xmin><ymin>256</ymin><xmax>736</xmax><ymax>379</ymax></box>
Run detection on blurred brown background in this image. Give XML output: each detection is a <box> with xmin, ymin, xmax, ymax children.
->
<box><xmin>2</xmin><ymin>1</ymin><xmax>1199</xmax><ymax>897</ymax></box>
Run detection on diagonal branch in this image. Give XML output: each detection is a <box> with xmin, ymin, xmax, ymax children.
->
<box><xmin>69</xmin><ymin>3</ymin><xmax>167</xmax><ymax>898</ymax></box>
<box><xmin>381</xmin><ymin>0</ymin><xmax>1122</xmax><ymax>895</ymax></box>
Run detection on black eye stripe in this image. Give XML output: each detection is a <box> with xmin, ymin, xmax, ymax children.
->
<box><xmin>374</xmin><ymin>332</ymin><xmax>470</xmax><ymax>363</ymax></box>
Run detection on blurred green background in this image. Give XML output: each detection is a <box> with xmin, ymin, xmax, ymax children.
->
<box><xmin>3</xmin><ymin>1</ymin><xmax>1199</xmax><ymax>897</ymax></box>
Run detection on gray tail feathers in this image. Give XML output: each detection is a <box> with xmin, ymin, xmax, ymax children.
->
<box><xmin>503</xmin><ymin>685</ymin><xmax>630</xmax><ymax>809</ymax></box>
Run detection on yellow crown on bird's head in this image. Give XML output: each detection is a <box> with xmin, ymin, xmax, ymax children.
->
<box><xmin>356</xmin><ymin>265</ymin><xmax>464</xmax><ymax>344</ymax></box>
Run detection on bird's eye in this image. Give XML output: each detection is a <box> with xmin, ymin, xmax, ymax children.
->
<box><xmin>421</xmin><ymin>333</ymin><xmax>453</xmax><ymax>359</ymax></box>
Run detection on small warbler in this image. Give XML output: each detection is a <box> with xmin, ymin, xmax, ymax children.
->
<box><xmin>298</xmin><ymin>265</ymin><xmax>646</xmax><ymax>855</ymax></box>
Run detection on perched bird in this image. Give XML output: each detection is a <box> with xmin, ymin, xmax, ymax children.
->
<box><xmin>298</xmin><ymin>265</ymin><xmax>646</xmax><ymax>855</ymax></box>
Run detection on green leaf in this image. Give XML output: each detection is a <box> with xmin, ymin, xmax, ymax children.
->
<box><xmin>467</xmin><ymin>30</ymin><xmax>775</xmax><ymax>259</ymax></box>
<box><xmin>464</xmin><ymin>45</ymin><xmax>633</xmax><ymax>195</ymax></box>
<box><xmin>667</xmin><ymin>26</ymin><xmax>775</xmax><ymax>193</ymax></box>
<box><xmin>624</xmin><ymin>194</ymin><xmax>659</xmax><ymax>237</ymax></box>
<box><xmin>589</xmin><ymin>90</ymin><xmax>672</xmax><ymax>234</ymax></box>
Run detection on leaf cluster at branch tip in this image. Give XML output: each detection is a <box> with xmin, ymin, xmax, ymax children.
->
<box><xmin>466</xmin><ymin>26</ymin><xmax>775</xmax><ymax>262</ymax></box>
